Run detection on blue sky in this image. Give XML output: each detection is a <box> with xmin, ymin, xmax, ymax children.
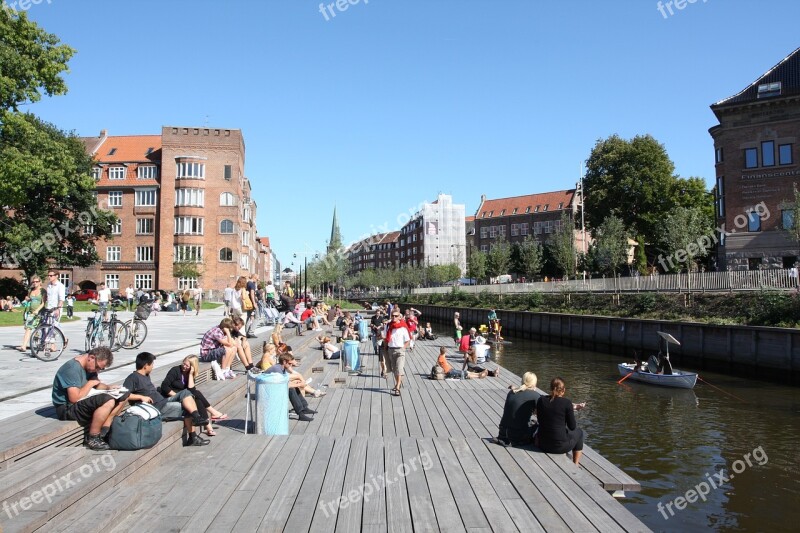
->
<box><xmin>19</xmin><ymin>0</ymin><xmax>800</xmax><ymax>268</ymax></box>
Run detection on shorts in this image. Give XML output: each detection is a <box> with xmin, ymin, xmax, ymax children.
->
<box><xmin>55</xmin><ymin>394</ymin><xmax>115</xmax><ymax>427</ymax></box>
<box><xmin>200</xmin><ymin>346</ymin><xmax>227</xmax><ymax>363</ymax></box>
<box><xmin>179</xmin><ymin>300</ymin><xmax>189</xmax><ymax>311</ymax></box>
<box><xmin>455</xmin><ymin>330</ymin><xmax>462</xmax><ymax>340</ymax></box>
<box><xmin>386</xmin><ymin>347</ymin><xmax>406</xmax><ymax>376</ymax></box>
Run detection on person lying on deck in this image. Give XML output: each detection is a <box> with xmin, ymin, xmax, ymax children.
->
<box><xmin>464</xmin><ymin>347</ymin><xmax>500</xmax><ymax>378</ymax></box>
<box><xmin>435</xmin><ymin>346</ymin><xmax>487</xmax><ymax>379</ymax></box>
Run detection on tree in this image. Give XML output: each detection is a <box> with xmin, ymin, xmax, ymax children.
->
<box><xmin>486</xmin><ymin>237</ymin><xmax>512</xmax><ymax>278</ymax></box>
<box><xmin>782</xmin><ymin>184</ymin><xmax>800</xmax><ymax>245</ymax></box>
<box><xmin>0</xmin><ymin>112</ymin><xmax>117</xmax><ymax>278</ymax></box>
<box><xmin>634</xmin><ymin>235</ymin><xmax>648</xmax><ymax>275</ymax></box>
<box><xmin>514</xmin><ymin>236</ymin><xmax>543</xmax><ymax>279</ymax></box>
<box><xmin>547</xmin><ymin>212</ymin><xmax>576</xmax><ymax>278</ymax></box>
<box><xmin>593</xmin><ymin>215</ymin><xmax>629</xmax><ymax>275</ymax></box>
<box><xmin>658</xmin><ymin>206</ymin><xmax>714</xmax><ymax>272</ymax></box>
<box><xmin>0</xmin><ymin>9</ymin><xmax>74</xmax><ymax>111</ymax></box>
<box><xmin>584</xmin><ymin>134</ymin><xmax>676</xmax><ymax>250</ymax></box>
<box><xmin>468</xmin><ymin>250</ymin><xmax>487</xmax><ymax>282</ymax></box>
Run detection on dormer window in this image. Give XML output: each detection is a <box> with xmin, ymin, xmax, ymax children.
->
<box><xmin>534</xmin><ymin>205</ymin><xmax>540</xmax><ymax>213</ymax></box>
<box><xmin>107</xmin><ymin>148</ymin><xmax>117</xmax><ymax>156</ymax></box>
<box><xmin>500</xmin><ymin>209</ymin><xmax>505</xmax><ymax>216</ymax></box>
<box><xmin>512</xmin><ymin>208</ymin><xmax>518</xmax><ymax>214</ymax></box>
<box><xmin>557</xmin><ymin>203</ymin><xmax>563</xmax><ymax>209</ymax></box>
<box><xmin>525</xmin><ymin>206</ymin><xmax>531</xmax><ymax>213</ymax></box>
<box><xmin>757</xmin><ymin>81</ymin><xmax>782</xmax><ymax>98</ymax></box>
<box><xmin>488</xmin><ymin>211</ymin><xmax>493</xmax><ymax>217</ymax></box>
<box><xmin>543</xmin><ymin>204</ymin><xmax>549</xmax><ymax>211</ymax></box>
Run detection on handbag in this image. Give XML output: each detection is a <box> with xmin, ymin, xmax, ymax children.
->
<box><xmin>108</xmin><ymin>403</ymin><xmax>162</xmax><ymax>450</ymax></box>
<box><xmin>242</xmin><ymin>289</ymin><xmax>254</xmax><ymax>311</ymax></box>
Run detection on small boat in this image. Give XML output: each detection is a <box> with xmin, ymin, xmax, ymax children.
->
<box><xmin>618</xmin><ymin>332</ymin><xmax>698</xmax><ymax>389</ymax></box>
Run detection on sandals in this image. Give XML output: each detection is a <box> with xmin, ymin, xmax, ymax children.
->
<box><xmin>391</xmin><ymin>388</ymin><xmax>401</xmax><ymax>397</ymax></box>
<box><xmin>206</xmin><ymin>428</ymin><xmax>217</xmax><ymax>437</ymax></box>
<box><xmin>211</xmin><ymin>414</ymin><xmax>229</xmax><ymax>421</ymax></box>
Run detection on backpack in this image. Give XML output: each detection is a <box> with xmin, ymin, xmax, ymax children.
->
<box><xmin>108</xmin><ymin>403</ymin><xmax>162</xmax><ymax>450</ymax></box>
<box><xmin>430</xmin><ymin>365</ymin><xmax>445</xmax><ymax>380</ymax></box>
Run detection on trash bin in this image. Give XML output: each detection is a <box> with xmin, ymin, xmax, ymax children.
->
<box><xmin>343</xmin><ymin>340</ymin><xmax>360</xmax><ymax>371</ymax></box>
<box><xmin>250</xmin><ymin>372</ymin><xmax>290</xmax><ymax>435</ymax></box>
<box><xmin>358</xmin><ymin>320</ymin><xmax>369</xmax><ymax>339</ymax></box>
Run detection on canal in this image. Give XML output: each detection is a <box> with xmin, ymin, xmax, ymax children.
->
<box><xmin>436</xmin><ymin>326</ymin><xmax>800</xmax><ymax>532</ymax></box>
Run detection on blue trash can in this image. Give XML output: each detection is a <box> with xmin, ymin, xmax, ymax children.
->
<box><xmin>358</xmin><ymin>320</ymin><xmax>369</xmax><ymax>339</ymax></box>
<box><xmin>254</xmin><ymin>372</ymin><xmax>289</xmax><ymax>435</ymax></box>
<box><xmin>343</xmin><ymin>340</ymin><xmax>360</xmax><ymax>371</ymax></box>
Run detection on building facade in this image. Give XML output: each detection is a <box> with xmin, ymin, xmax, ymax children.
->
<box><xmin>397</xmin><ymin>194</ymin><xmax>466</xmax><ymax>274</ymax></box>
<box><xmin>710</xmin><ymin>47</ymin><xmax>800</xmax><ymax>270</ymax></box>
<box><xmin>67</xmin><ymin>126</ymin><xmax>265</xmax><ymax>295</ymax></box>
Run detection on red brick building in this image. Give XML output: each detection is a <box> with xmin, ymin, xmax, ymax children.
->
<box><xmin>710</xmin><ymin>47</ymin><xmax>800</xmax><ymax>270</ymax></box>
<box><xmin>64</xmin><ymin>126</ymin><xmax>265</xmax><ymax>295</ymax></box>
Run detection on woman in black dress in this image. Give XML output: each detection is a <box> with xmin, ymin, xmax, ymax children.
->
<box><xmin>161</xmin><ymin>355</ymin><xmax>227</xmax><ymax>436</ymax></box>
<box><xmin>536</xmin><ymin>377</ymin><xmax>584</xmax><ymax>465</ymax></box>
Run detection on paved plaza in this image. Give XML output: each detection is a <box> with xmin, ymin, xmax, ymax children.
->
<box><xmin>0</xmin><ymin>309</ymin><xmax>272</xmax><ymax>421</ymax></box>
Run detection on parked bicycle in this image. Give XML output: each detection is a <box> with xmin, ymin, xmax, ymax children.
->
<box><xmin>121</xmin><ymin>300</ymin><xmax>152</xmax><ymax>349</ymax></box>
<box><xmin>106</xmin><ymin>300</ymin><xmax>128</xmax><ymax>352</ymax></box>
<box><xmin>85</xmin><ymin>307</ymin><xmax>113</xmax><ymax>351</ymax></box>
<box><xmin>30</xmin><ymin>308</ymin><xmax>67</xmax><ymax>362</ymax></box>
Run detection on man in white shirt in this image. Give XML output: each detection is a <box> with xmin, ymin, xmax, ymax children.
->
<box><xmin>97</xmin><ymin>282</ymin><xmax>112</xmax><ymax>319</ymax></box>
<box><xmin>45</xmin><ymin>270</ymin><xmax>66</xmax><ymax>322</ymax></box>
<box><xmin>385</xmin><ymin>311</ymin><xmax>410</xmax><ymax>396</ymax></box>
<box><xmin>473</xmin><ymin>336</ymin><xmax>490</xmax><ymax>364</ymax></box>
<box><xmin>223</xmin><ymin>283</ymin><xmax>235</xmax><ymax>317</ymax></box>
<box><xmin>125</xmin><ymin>284</ymin><xmax>135</xmax><ymax>311</ymax></box>
<box><xmin>265</xmin><ymin>280</ymin><xmax>276</xmax><ymax>304</ymax></box>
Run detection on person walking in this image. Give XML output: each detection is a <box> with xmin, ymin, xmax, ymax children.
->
<box><xmin>17</xmin><ymin>275</ymin><xmax>46</xmax><ymax>352</ymax></box>
<box><xmin>385</xmin><ymin>310</ymin><xmax>410</xmax><ymax>397</ymax></box>
<box><xmin>245</xmin><ymin>274</ymin><xmax>258</xmax><ymax>338</ymax></box>
<box><xmin>45</xmin><ymin>270</ymin><xmax>66</xmax><ymax>324</ymax></box>
<box><xmin>194</xmin><ymin>286</ymin><xmax>203</xmax><ymax>316</ymax></box>
<box><xmin>125</xmin><ymin>284</ymin><xmax>135</xmax><ymax>312</ymax></box>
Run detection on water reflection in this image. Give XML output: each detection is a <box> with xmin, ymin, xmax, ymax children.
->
<box><xmin>464</xmin><ymin>330</ymin><xmax>800</xmax><ymax>533</ymax></box>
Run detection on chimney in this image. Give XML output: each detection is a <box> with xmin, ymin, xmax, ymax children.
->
<box><xmin>100</xmin><ymin>129</ymin><xmax>108</xmax><ymax>137</ymax></box>
<box><xmin>480</xmin><ymin>194</ymin><xmax>486</xmax><ymax>204</ymax></box>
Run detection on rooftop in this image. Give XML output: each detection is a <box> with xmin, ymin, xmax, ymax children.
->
<box><xmin>476</xmin><ymin>190</ymin><xmax>575</xmax><ymax>219</ymax></box>
<box><xmin>713</xmin><ymin>46</ymin><xmax>800</xmax><ymax>108</ymax></box>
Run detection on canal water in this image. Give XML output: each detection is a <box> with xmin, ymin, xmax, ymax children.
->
<box><xmin>445</xmin><ymin>329</ymin><xmax>799</xmax><ymax>532</ymax></box>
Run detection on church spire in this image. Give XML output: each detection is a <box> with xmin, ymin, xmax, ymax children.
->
<box><xmin>328</xmin><ymin>206</ymin><xmax>342</xmax><ymax>253</ymax></box>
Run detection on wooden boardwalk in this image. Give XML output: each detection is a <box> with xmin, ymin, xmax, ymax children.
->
<box><xmin>49</xmin><ymin>334</ymin><xmax>650</xmax><ymax>533</ymax></box>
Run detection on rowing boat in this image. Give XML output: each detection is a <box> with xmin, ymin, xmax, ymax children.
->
<box><xmin>617</xmin><ymin>331</ymin><xmax>698</xmax><ymax>389</ymax></box>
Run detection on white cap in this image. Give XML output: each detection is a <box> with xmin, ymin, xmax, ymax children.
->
<box><xmin>475</xmin><ymin>336</ymin><xmax>486</xmax><ymax>344</ymax></box>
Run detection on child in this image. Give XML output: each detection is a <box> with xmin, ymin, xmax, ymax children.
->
<box><xmin>65</xmin><ymin>294</ymin><xmax>75</xmax><ymax>318</ymax></box>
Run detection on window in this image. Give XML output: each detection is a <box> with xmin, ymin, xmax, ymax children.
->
<box><xmin>178</xmin><ymin>278</ymin><xmax>198</xmax><ymax>290</ymax></box>
<box><xmin>105</xmin><ymin>275</ymin><xmax>119</xmax><ymax>290</ymax></box>
<box><xmin>111</xmin><ymin>219</ymin><xmax>122</xmax><ymax>235</ymax></box>
<box><xmin>224</xmin><ymin>165</ymin><xmax>232</xmax><ymax>180</ymax></box>
<box><xmin>525</xmin><ymin>206</ymin><xmax>531</xmax><ymax>213</ymax></box>
<box><xmin>136</xmin><ymin>218</ymin><xmax>154</xmax><ymax>234</ymax></box>
<box><xmin>92</xmin><ymin>167</ymin><xmax>102</xmax><ymax>181</ymax></box>
<box><xmin>534</xmin><ymin>222</ymin><xmax>542</xmax><ymax>235</ymax></box>
<box><xmin>176</xmin><ymin>162</ymin><xmax>205</xmax><ymax>179</ymax></box>
<box><xmin>83</xmin><ymin>224</ymin><xmax>95</xmax><ymax>235</ymax></box>
<box><xmin>480</xmin><ymin>227</ymin><xmax>488</xmax><ymax>238</ymax></box>
<box><xmin>109</xmin><ymin>166</ymin><xmax>125</xmax><ymax>180</ymax></box>
<box><xmin>134</xmin><ymin>274</ymin><xmax>153</xmax><ymax>290</ymax></box>
<box><xmin>242</xmin><ymin>231</ymin><xmax>250</xmax><ymax>246</ymax></box>
<box><xmin>716</xmin><ymin>177</ymin><xmax>725</xmax><ymax>218</ymax></box>
<box><xmin>762</xmin><ymin>141</ymin><xmax>775</xmax><ymax>166</ymax></box>
<box><xmin>174</xmin><ymin>217</ymin><xmax>204</xmax><ymax>235</ymax></box>
<box><xmin>543</xmin><ymin>204</ymin><xmax>549</xmax><ymax>212</ymax></box>
<box><xmin>488</xmin><ymin>211</ymin><xmax>493</xmax><ymax>218</ymax></box>
<box><xmin>511</xmin><ymin>223</ymin><xmax>519</xmax><ymax>236</ymax></box>
<box><xmin>500</xmin><ymin>209</ymin><xmax>506</xmax><ymax>216</ymax></box>
<box><xmin>106</xmin><ymin>246</ymin><xmax>121</xmax><ymax>262</ymax></box>
<box><xmin>480</xmin><ymin>245</ymin><xmax>488</xmax><ymax>253</ymax></box>
<box><xmin>175</xmin><ymin>188</ymin><xmax>204</xmax><ymax>207</ymax></box>
<box><xmin>220</xmin><ymin>192</ymin><xmax>235</xmax><ymax>206</ymax></box>
<box><xmin>783</xmin><ymin>256</ymin><xmax>797</xmax><ymax>269</ymax></box>
<box><xmin>557</xmin><ymin>203</ymin><xmax>563</xmax><ymax>209</ymax></box>
<box><xmin>748</xmin><ymin>257</ymin><xmax>763</xmax><ymax>270</ymax></box>
<box><xmin>242</xmin><ymin>206</ymin><xmax>251</xmax><ymax>222</ymax></box>
<box><xmin>715</xmin><ymin>147</ymin><xmax>724</xmax><ymax>164</ymax></box>
<box><xmin>481</xmin><ymin>212</ymin><xmax>486</xmax><ymax>218</ymax></box>
<box><xmin>782</xmin><ymin>209</ymin><xmax>795</xmax><ymax>229</ymax></box>
<box><xmin>174</xmin><ymin>245</ymin><xmax>203</xmax><ymax>262</ymax></box>
<box><xmin>745</xmin><ymin>148</ymin><xmax>758</xmax><ymax>168</ymax></box>
<box><xmin>240</xmin><ymin>254</ymin><xmax>250</xmax><ymax>269</ymax></box>
<box><xmin>748</xmin><ymin>211</ymin><xmax>761</xmax><ymax>232</ymax></box>
<box><xmin>534</xmin><ymin>206</ymin><xmax>540</xmax><ymax>213</ymax></box>
<box><xmin>520</xmin><ymin>223</ymin><xmax>529</xmax><ymax>236</ymax></box>
<box><xmin>544</xmin><ymin>220</ymin><xmax>553</xmax><ymax>234</ymax></box>
<box><xmin>108</xmin><ymin>148</ymin><xmax>117</xmax><ymax>156</ymax></box>
<box><xmin>498</xmin><ymin>225</ymin><xmax>506</xmax><ymax>237</ymax></box>
<box><xmin>219</xmin><ymin>247</ymin><xmax>233</xmax><ymax>262</ymax></box>
<box><xmin>219</xmin><ymin>219</ymin><xmax>234</xmax><ymax>234</ymax></box>
<box><xmin>512</xmin><ymin>208</ymin><xmax>518</xmax><ymax>215</ymax></box>
<box><xmin>780</xmin><ymin>144</ymin><xmax>793</xmax><ymax>165</ymax></box>
<box><xmin>59</xmin><ymin>273</ymin><xmax>70</xmax><ymax>289</ymax></box>
<box><xmin>108</xmin><ymin>191</ymin><xmax>122</xmax><ymax>207</ymax></box>
<box><xmin>135</xmin><ymin>189</ymin><xmax>157</xmax><ymax>206</ymax></box>
<box><xmin>137</xmin><ymin>165</ymin><xmax>157</xmax><ymax>179</ymax></box>
<box><xmin>136</xmin><ymin>246</ymin><xmax>154</xmax><ymax>262</ymax></box>
<box><xmin>489</xmin><ymin>226</ymin><xmax>497</xmax><ymax>238</ymax></box>
<box><xmin>757</xmin><ymin>81</ymin><xmax>781</xmax><ymax>98</ymax></box>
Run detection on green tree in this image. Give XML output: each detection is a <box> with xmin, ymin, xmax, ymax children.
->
<box><xmin>584</xmin><ymin>134</ymin><xmax>676</xmax><ymax>250</ymax></box>
<box><xmin>781</xmin><ymin>183</ymin><xmax>800</xmax><ymax>245</ymax></box>
<box><xmin>0</xmin><ymin>112</ymin><xmax>117</xmax><ymax>278</ymax></box>
<box><xmin>0</xmin><ymin>9</ymin><xmax>74</xmax><ymax>111</ymax></box>
<box><xmin>658</xmin><ymin>206</ymin><xmax>714</xmax><ymax>272</ymax></box>
<box><xmin>593</xmin><ymin>215</ymin><xmax>629</xmax><ymax>275</ymax></box>
<box><xmin>515</xmin><ymin>236</ymin><xmax>543</xmax><ymax>279</ymax></box>
<box><xmin>634</xmin><ymin>235</ymin><xmax>648</xmax><ymax>275</ymax></box>
<box><xmin>468</xmin><ymin>250</ymin><xmax>487</xmax><ymax>282</ymax></box>
<box><xmin>486</xmin><ymin>237</ymin><xmax>512</xmax><ymax>278</ymax></box>
<box><xmin>547</xmin><ymin>212</ymin><xmax>576</xmax><ymax>278</ymax></box>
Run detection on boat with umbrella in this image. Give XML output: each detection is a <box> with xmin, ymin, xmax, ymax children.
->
<box><xmin>617</xmin><ymin>332</ymin><xmax>698</xmax><ymax>389</ymax></box>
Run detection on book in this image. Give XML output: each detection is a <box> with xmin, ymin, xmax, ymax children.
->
<box><xmin>83</xmin><ymin>387</ymin><xmax>129</xmax><ymax>400</ymax></box>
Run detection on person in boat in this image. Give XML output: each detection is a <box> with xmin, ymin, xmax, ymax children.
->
<box><xmin>535</xmin><ymin>377</ymin><xmax>585</xmax><ymax>466</ymax></box>
<box><xmin>491</xmin><ymin>372</ymin><xmax>539</xmax><ymax>446</ymax></box>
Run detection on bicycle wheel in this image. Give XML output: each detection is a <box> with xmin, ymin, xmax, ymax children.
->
<box><xmin>31</xmin><ymin>326</ymin><xmax>66</xmax><ymax>362</ymax></box>
<box><xmin>89</xmin><ymin>322</ymin><xmax>114</xmax><ymax>350</ymax></box>
<box><xmin>125</xmin><ymin>320</ymin><xmax>147</xmax><ymax>349</ymax></box>
<box><xmin>110</xmin><ymin>320</ymin><xmax>128</xmax><ymax>352</ymax></box>
<box><xmin>85</xmin><ymin>322</ymin><xmax>94</xmax><ymax>352</ymax></box>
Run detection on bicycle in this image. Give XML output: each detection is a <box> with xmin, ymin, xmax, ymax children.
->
<box><xmin>106</xmin><ymin>300</ymin><xmax>128</xmax><ymax>352</ymax></box>
<box><xmin>85</xmin><ymin>308</ymin><xmax>114</xmax><ymax>351</ymax></box>
<box><xmin>121</xmin><ymin>301</ymin><xmax>151</xmax><ymax>349</ymax></box>
<box><xmin>30</xmin><ymin>308</ymin><xmax>67</xmax><ymax>362</ymax></box>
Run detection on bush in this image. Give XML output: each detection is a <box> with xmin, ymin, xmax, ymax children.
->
<box><xmin>0</xmin><ymin>277</ymin><xmax>27</xmax><ymax>300</ymax></box>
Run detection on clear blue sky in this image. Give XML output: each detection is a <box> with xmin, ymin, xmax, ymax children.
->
<box><xmin>21</xmin><ymin>0</ymin><xmax>800</xmax><ymax>267</ymax></box>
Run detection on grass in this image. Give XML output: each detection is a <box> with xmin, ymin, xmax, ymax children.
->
<box><xmin>0</xmin><ymin>301</ymin><xmax>222</xmax><ymax>327</ymax></box>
